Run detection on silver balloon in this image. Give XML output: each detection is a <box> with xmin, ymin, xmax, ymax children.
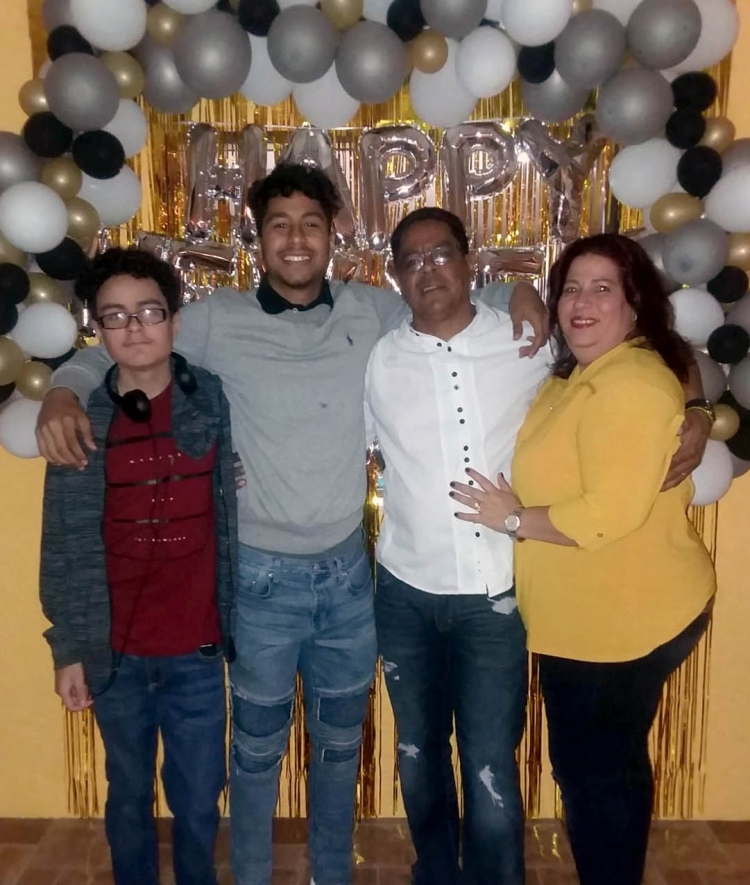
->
<box><xmin>554</xmin><ymin>10</ymin><xmax>625</xmax><ymax>90</ymax></box>
<box><xmin>662</xmin><ymin>219</ymin><xmax>729</xmax><ymax>286</ymax></box>
<box><xmin>730</xmin><ymin>451</ymin><xmax>750</xmax><ymax>478</ymax></box>
<box><xmin>595</xmin><ymin>67</ymin><xmax>673</xmax><ymax>146</ymax></box>
<box><xmin>694</xmin><ymin>349</ymin><xmax>728</xmax><ymax>403</ymax></box>
<box><xmin>420</xmin><ymin>0</ymin><xmax>487</xmax><ymax>40</ymax></box>
<box><xmin>722</xmin><ymin>138</ymin><xmax>750</xmax><ymax>175</ymax></box>
<box><xmin>335</xmin><ymin>21</ymin><xmax>408</xmax><ymax>104</ymax></box>
<box><xmin>44</xmin><ymin>54</ymin><xmax>120</xmax><ymax>131</ymax></box>
<box><xmin>521</xmin><ymin>70</ymin><xmax>590</xmax><ymax>125</ymax></box>
<box><xmin>137</xmin><ymin>37</ymin><xmax>200</xmax><ymax>114</ymax></box>
<box><xmin>267</xmin><ymin>6</ymin><xmax>338</xmax><ymax>84</ymax></box>
<box><xmin>626</xmin><ymin>0</ymin><xmax>701</xmax><ymax>70</ymax></box>
<box><xmin>635</xmin><ymin>231</ymin><xmax>682</xmax><ymax>292</ymax></box>
<box><xmin>0</xmin><ymin>133</ymin><xmax>41</xmax><ymax>195</ymax></box>
<box><xmin>173</xmin><ymin>10</ymin><xmax>252</xmax><ymax>100</ymax></box>
<box><xmin>42</xmin><ymin>0</ymin><xmax>73</xmax><ymax>30</ymax></box>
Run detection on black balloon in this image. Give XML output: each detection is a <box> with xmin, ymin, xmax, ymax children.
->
<box><xmin>0</xmin><ymin>303</ymin><xmax>18</xmax><ymax>336</ymax></box>
<box><xmin>47</xmin><ymin>25</ymin><xmax>94</xmax><ymax>60</ymax></box>
<box><xmin>37</xmin><ymin>348</ymin><xmax>77</xmax><ymax>371</ymax></box>
<box><xmin>22</xmin><ymin>112</ymin><xmax>73</xmax><ymax>158</ymax></box>
<box><xmin>708</xmin><ymin>266</ymin><xmax>749</xmax><ymax>304</ymax></box>
<box><xmin>387</xmin><ymin>0</ymin><xmax>426</xmax><ymax>42</ymax></box>
<box><xmin>0</xmin><ymin>382</ymin><xmax>14</xmax><ymax>406</ymax></box>
<box><xmin>517</xmin><ymin>43</ymin><xmax>556</xmax><ymax>84</ymax></box>
<box><xmin>707</xmin><ymin>324</ymin><xmax>750</xmax><ymax>365</ymax></box>
<box><xmin>0</xmin><ymin>263</ymin><xmax>30</xmax><ymax>307</ymax></box>
<box><xmin>238</xmin><ymin>0</ymin><xmax>280</xmax><ymax>35</ymax></box>
<box><xmin>36</xmin><ymin>238</ymin><xmax>88</xmax><ymax>281</ymax></box>
<box><xmin>216</xmin><ymin>0</ymin><xmax>234</xmax><ymax>10</ymax></box>
<box><xmin>665</xmin><ymin>109</ymin><xmax>706</xmax><ymax>150</ymax></box>
<box><xmin>72</xmin><ymin>131</ymin><xmax>126</xmax><ymax>180</ymax></box>
<box><xmin>672</xmin><ymin>72</ymin><xmax>717</xmax><ymax>112</ymax></box>
<box><xmin>677</xmin><ymin>145</ymin><xmax>723</xmax><ymax>199</ymax></box>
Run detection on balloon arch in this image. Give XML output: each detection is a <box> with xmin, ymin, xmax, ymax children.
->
<box><xmin>0</xmin><ymin>0</ymin><xmax>748</xmax><ymax>510</ymax></box>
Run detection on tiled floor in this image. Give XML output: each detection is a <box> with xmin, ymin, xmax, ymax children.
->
<box><xmin>1</xmin><ymin>818</ymin><xmax>750</xmax><ymax>885</ymax></box>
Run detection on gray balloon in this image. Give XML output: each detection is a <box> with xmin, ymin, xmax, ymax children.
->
<box><xmin>44</xmin><ymin>54</ymin><xmax>120</xmax><ymax>131</ymax></box>
<box><xmin>174</xmin><ymin>10</ymin><xmax>252</xmax><ymax>101</ymax></box>
<box><xmin>267</xmin><ymin>6</ymin><xmax>338</xmax><ymax>85</ymax></box>
<box><xmin>0</xmin><ymin>133</ymin><xmax>41</xmax><ymax>195</ymax></box>
<box><xmin>420</xmin><ymin>0</ymin><xmax>487</xmax><ymax>40</ymax></box>
<box><xmin>137</xmin><ymin>37</ymin><xmax>200</xmax><ymax>114</ymax></box>
<box><xmin>335</xmin><ymin>22</ymin><xmax>408</xmax><ymax>104</ymax></box>
<box><xmin>730</xmin><ymin>451</ymin><xmax>750</xmax><ymax>478</ymax></box>
<box><xmin>595</xmin><ymin>67</ymin><xmax>673</xmax><ymax>146</ymax></box>
<box><xmin>637</xmin><ymin>232</ymin><xmax>681</xmax><ymax>292</ymax></box>
<box><xmin>521</xmin><ymin>70</ymin><xmax>590</xmax><ymax>124</ymax></box>
<box><xmin>42</xmin><ymin>0</ymin><xmax>73</xmax><ymax>30</ymax></box>
<box><xmin>662</xmin><ymin>219</ymin><xmax>729</xmax><ymax>286</ymax></box>
<box><xmin>694</xmin><ymin>349</ymin><xmax>728</xmax><ymax>402</ymax></box>
<box><xmin>555</xmin><ymin>10</ymin><xmax>625</xmax><ymax>90</ymax></box>
<box><xmin>722</xmin><ymin>138</ymin><xmax>750</xmax><ymax>175</ymax></box>
<box><xmin>626</xmin><ymin>0</ymin><xmax>701</xmax><ymax>70</ymax></box>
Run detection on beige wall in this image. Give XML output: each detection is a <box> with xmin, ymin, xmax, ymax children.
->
<box><xmin>2</xmin><ymin>0</ymin><xmax>750</xmax><ymax>819</ymax></box>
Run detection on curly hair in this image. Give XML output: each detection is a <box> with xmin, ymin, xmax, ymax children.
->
<box><xmin>547</xmin><ymin>234</ymin><xmax>693</xmax><ymax>382</ymax></box>
<box><xmin>75</xmin><ymin>248</ymin><xmax>182</xmax><ymax>317</ymax></box>
<box><xmin>391</xmin><ymin>207</ymin><xmax>470</xmax><ymax>264</ymax></box>
<box><xmin>248</xmin><ymin>163</ymin><xmax>342</xmax><ymax>233</ymax></box>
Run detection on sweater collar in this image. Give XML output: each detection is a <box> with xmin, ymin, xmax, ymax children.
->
<box><xmin>256</xmin><ymin>275</ymin><xmax>334</xmax><ymax>314</ymax></box>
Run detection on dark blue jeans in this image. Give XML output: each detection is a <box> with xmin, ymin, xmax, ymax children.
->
<box><xmin>375</xmin><ymin>567</ymin><xmax>527</xmax><ymax>885</ymax></box>
<box><xmin>92</xmin><ymin>650</ymin><xmax>227</xmax><ymax>885</ymax></box>
<box><xmin>229</xmin><ymin>531</ymin><xmax>378</xmax><ymax>885</ymax></box>
<box><xmin>539</xmin><ymin>610</ymin><xmax>711</xmax><ymax>885</ymax></box>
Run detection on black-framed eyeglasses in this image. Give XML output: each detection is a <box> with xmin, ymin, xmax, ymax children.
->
<box><xmin>98</xmin><ymin>308</ymin><xmax>169</xmax><ymax>330</ymax></box>
<box><xmin>397</xmin><ymin>245</ymin><xmax>461</xmax><ymax>274</ymax></box>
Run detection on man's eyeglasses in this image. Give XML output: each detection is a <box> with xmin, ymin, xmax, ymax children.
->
<box><xmin>397</xmin><ymin>245</ymin><xmax>461</xmax><ymax>274</ymax></box>
<box><xmin>98</xmin><ymin>308</ymin><xmax>169</xmax><ymax>330</ymax></box>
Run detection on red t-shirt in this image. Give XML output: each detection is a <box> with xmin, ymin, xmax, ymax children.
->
<box><xmin>103</xmin><ymin>385</ymin><xmax>220</xmax><ymax>656</ymax></box>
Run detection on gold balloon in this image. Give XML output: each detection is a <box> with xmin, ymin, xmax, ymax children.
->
<box><xmin>18</xmin><ymin>79</ymin><xmax>48</xmax><ymax>116</ymax></box>
<box><xmin>16</xmin><ymin>361</ymin><xmax>52</xmax><ymax>401</ymax></box>
<box><xmin>228</xmin><ymin>0</ymin><xmax>240</xmax><ymax>8</ymax></box>
<box><xmin>101</xmin><ymin>51</ymin><xmax>145</xmax><ymax>100</ymax></box>
<box><xmin>571</xmin><ymin>0</ymin><xmax>593</xmax><ymax>11</ymax></box>
<box><xmin>67</xmin><ymin>197</ymin><xmax>101</xmax><ymax>249</ymax></box>
<box><xmin>41</xmin><ymin>157</ymin><xmax>83</xmax><ymax>201</ymax></box>
<box><xmin>0</xmin><ymin>337</ymin><xmax>24</xmax><ymax>386</ymax></box>
<box><xmin>321</xmin><ymin>0</ymin><xmax>364</xmax><ymax>30</ymax></box>
<box><xmin>26</xmin><ymin>272</ymin><xmax>65</xmax><ymax>306</ymax></box>
<box><xmin>649</xmin><ymin>192</ymin><xmax>703</xmax><ymax>234</ymax></box>
<box><xmin>0</xmin><ymin>232</ymin><xmax>25</xmax><ymax>268</ymax></box>
<box><xmin>700</xmin><ymin>117</ymin><xmax>736</xmax><ymax>154</ymax></box>
<box><xmin>147</xmin><ymin>3</ymin><xmax>187</xmax><ymax>46</ymax></box>
<box><xmin>711</xmin><ymin>404</ymin><xmax>741</xmax><ymax>441</ymax></box>
<box><xmin>728</xmin><ymin>233</ymin><xmax>750</xmax><ymax>272</ymax></box>
<box><xmin>411</xmin><ymin>29</ymin><xmax>449</xmax><ymax>74</ymax></box>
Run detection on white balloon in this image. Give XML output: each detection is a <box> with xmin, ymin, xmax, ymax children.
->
<box><xmin>456</xmin><ymin>26</ymin><xmax>516</xmax><ymax>99</ymax></box>
<box><xmin>78</xmin><ymin>167</ymin><xmax>143</xmax><ymax>227</ymax></box>
<box><xmin>592</xmin><ymin>0</ymin><xmax>640</xmax><ymax>24</ymax></box>
<box><xmin>278</xmin><ymin>0</ymin><xmax>317</xmax><ymax>6</ymax></box>
<box><xmin>727</xmin><ymin>293</ymin><xmax>750</xmax><ymax>335</ymax></box>
<box><xmin>0</xmin><ymin>182</ymin><xmax>68</xmax><ymax>254</ymax></box>
<box><xmin>693</xmin><ymin>349</ymin><xmax>727</xmax><ymax>403</ymax></box>
<box><xmin>729</xmin><ymin>356</ymin><xmax>750</xmax><ymax>410</ymax></box>
<box><xmin>608</xmin><ymin>139</ymin><xmax>681</xmax><ymax>209</ymax></box>
<box><xmin>0</xmin><ymin>398</ymin><xmax>42</xmax><ymax>459</ymax></box>
<box><xmin>705</xmin><ymin>166</ymin><xmax>750</xmax><ymax>234</ymax></box>
<box><xmin>12</xmin><ymin>302</ymin><xmax>77</xmax><ymax>360</ymax></box>
<box><xmin>485</xmin><ymin>0</ymin><xmax>505</xmax><ymax>22</ymax></box>
<box><xmin>293</xmin><ymin>65</ymin><xmax>360</xmax><ymax>130</ymax></box>
<box><xmin>663</xmin><ymin>0</ymin><xmax>739</xmax><ymax>77</ymax></box>
<box><xmin>691</xmin><ymin>438</ymin><xmax>734</xmax><ymax>505</ymax></box>
<box><xmin>503</xmin><ymin>0</ymin><xmax>572</xmax><ymax>45</ymax></box>
<box><xmin>669</xmin><ymin>287</ymin><xmax>725</xmax><ymax>347</ymax></box>
<box><xmin>103</xmin><ymin>99</ymin><xmax>148</xmax><ymax>159</ymax></box>
<box><xmin>38</xmin><ymin>58</ymin><xmax>52</xmax><ymax>79</ymax></box>
<box><xmin>240</xmin><ymin>34</ymin><xmax>293</xmax><ymax>107</ymax></box>
<box><xmin>70</xmin><ymin>0</ymin><xmax>147</xmax><ymax>51</ymax></box>
<box><xmin>162</xmin><ymin>0</ymin><xmax>216</xmax><ymax>12</ymax></box>
<box><xmin>363</xmin><ymin>0</ymin><xmax>391</xmax><ymax>24</ymax></box>
<box><xmin>410</xmin><ymin>40</ymin><xmax>476</xmax><ymax>128</ymax></box>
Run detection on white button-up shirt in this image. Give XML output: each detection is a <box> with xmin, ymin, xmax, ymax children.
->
<box><xmin>365</xmin><ymin>301</ymin><xmax>550</xmax><ymax>596</ymax></box>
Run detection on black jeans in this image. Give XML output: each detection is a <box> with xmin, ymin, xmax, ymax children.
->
<box><xmin>539</xmin><ymin>610</ymin><xmax>710</xmax><ymax>885</ymax></box>
<box><xmin>375</xmin><ymin>567</ymin><xmax>527</xmax><ymax>885</ymax></box>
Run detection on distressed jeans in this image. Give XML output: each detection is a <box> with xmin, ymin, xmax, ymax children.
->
<box><xmin>229</xmin><ymin>530</ymin><xmax>377</xmax><ymax>885</ymax></box>
<box><xmin>375</xmin><ymin>567</ymin><xmax>527</xmax><ymax>885</ymax></box>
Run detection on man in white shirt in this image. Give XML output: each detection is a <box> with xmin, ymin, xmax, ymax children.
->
<box><xmin>365</xmin><ymin>208</ymin><xmax>550</xmax><ymax>885</ymax></box>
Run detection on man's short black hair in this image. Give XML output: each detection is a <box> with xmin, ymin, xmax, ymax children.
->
<box><xmin>248</xmin><ymin>163</ymin><xmax>342</xmax><ymax>233</ymax></box>
<box><xmin>391</xmin><ymin>207</ymin><xmax>470</xmax><ymax>264</ymax></box>
<box><xmin>75</xmin><ymin>248</ymin><xmax>182</xmax><ymax>318</ymax></box>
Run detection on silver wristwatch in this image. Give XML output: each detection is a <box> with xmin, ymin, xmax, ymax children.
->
<box><xmin>504</xmin><ymin>509</ymin><xmax>523</xmax><ymax>540</ymax></box>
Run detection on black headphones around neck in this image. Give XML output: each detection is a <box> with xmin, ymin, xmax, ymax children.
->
<box><xmin>105</xmin><ymin>352</ymin><xmax>198</xmax><ymax>423</ymax></box>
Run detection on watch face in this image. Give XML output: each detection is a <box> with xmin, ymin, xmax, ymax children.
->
<box><xmin>505</xmin><ymin>512</ymin><xmax>521</xmax><ymax>533</ymax></box>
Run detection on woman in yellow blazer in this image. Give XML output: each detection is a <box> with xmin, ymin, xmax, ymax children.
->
<box><xmin>449</xmin><ymin>234</ymin><xmax>716</xmax><ymax>885</ymax></box>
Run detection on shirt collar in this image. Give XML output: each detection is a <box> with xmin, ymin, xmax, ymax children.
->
<box><xmin>256</xmin><ymin>275</ymin><xmax>334</xmax><ymax>315</ymax></box>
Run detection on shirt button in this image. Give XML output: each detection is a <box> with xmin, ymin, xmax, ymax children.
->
<box><xmin>463</xmin><ymin>446</ymin><xmax>469</xmax><ymax>451</ymax></box>
<box><xmin>437</xmin><ymin>342</ymin><xmax>443</xmax><ymax>347</ymax></box>
<box><xmin>459</xmin><ymin>419</ymin><xmax>465</xmax><ymax>424</ymax></box>
<box><xmin>447</xmin><ymin>346</ymin><xmax>452</xmax><ymax>352</ymax></box>
<box><xmin>468</xmin><ymin>480</ymin><xmax>474</xmax><ymax>486</ymax></box>
<box><xmin>464</xmin><ymin>457</ymin><xmax>470</xmax><ymax>463</ymax></box>
<box><xmin>451</xmin><ymin>372</ymin><xmax>458</xmax><ymax>377</ymax></box>
<box><xmin>475</xmin><ymin>532</ymin><xmax>481</xmax><ymax>538</ymax></box>
<box><xmin>454</xmin><ymin>385</ymin><xmax>460</xmax><ymax>390</ymax></box>
<box><xmin>457</xmin><ymin>407</ymin><xmax>463</xmax><ymax>413</ymax></box>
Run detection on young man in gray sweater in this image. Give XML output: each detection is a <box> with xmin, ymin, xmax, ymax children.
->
<box><xmin>36</xmin><ymin>164</ymin><xmax>547</xmax><ymax>885</ymax></box>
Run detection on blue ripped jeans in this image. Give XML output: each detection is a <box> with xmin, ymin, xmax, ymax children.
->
<box><xmin>229</xmin><ymin>530</ymin><xmax>377</xmax><ymax>885</ymax></box>
<box><xmin>375</xmin><ymin>567</ymin><xmax>527</xmax><ymax>885</ymax></box>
